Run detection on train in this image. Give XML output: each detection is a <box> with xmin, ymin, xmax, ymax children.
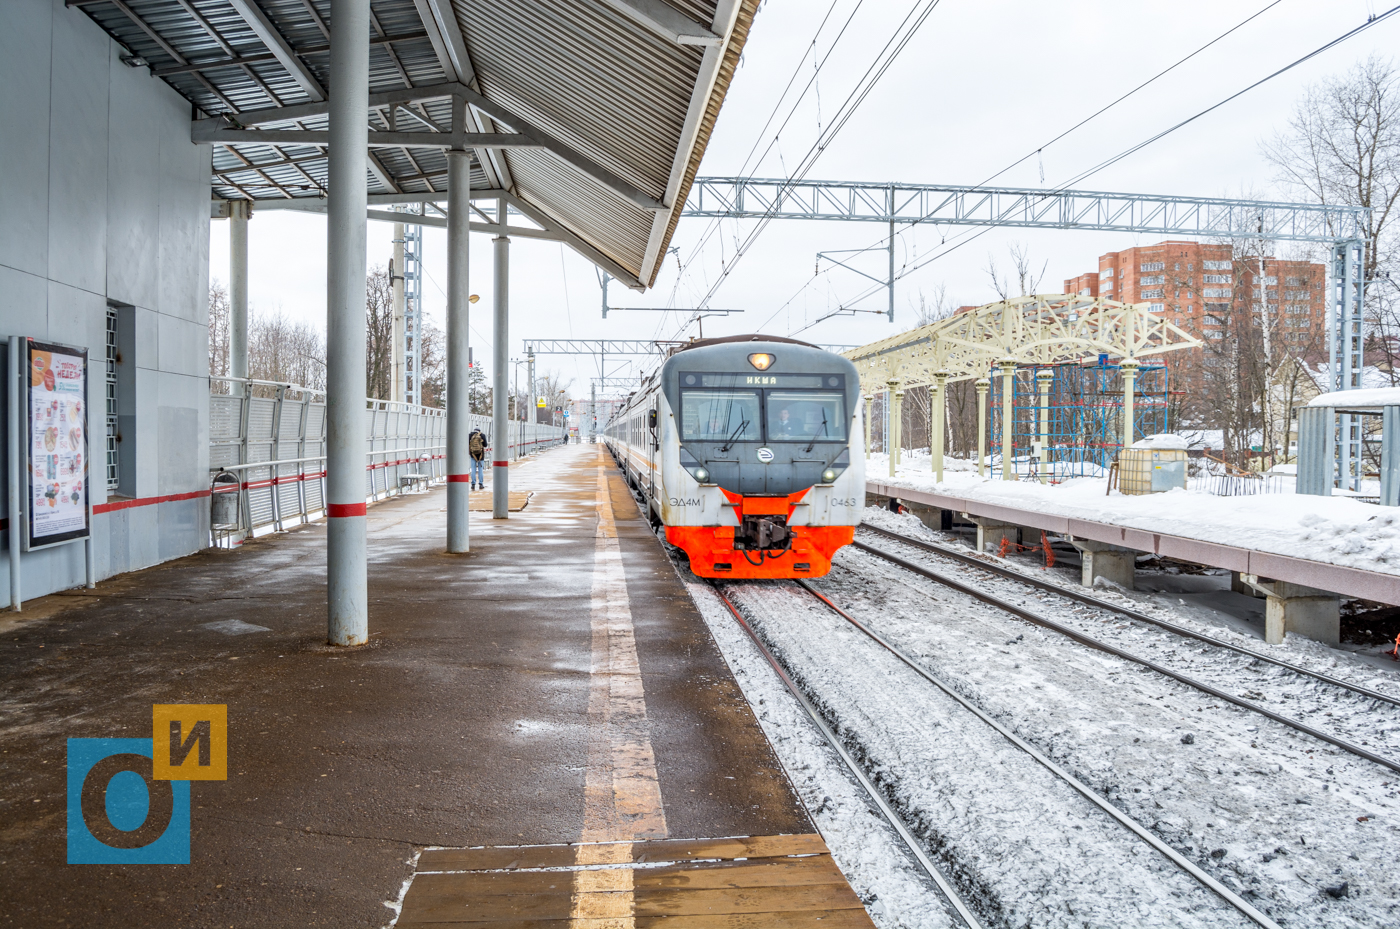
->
<box><xmin>603</xmin><ymin>335</ymin><xmax>865</xmax><ymax>579</ymax></box>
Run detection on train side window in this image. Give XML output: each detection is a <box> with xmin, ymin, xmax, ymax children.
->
<box><xmin>765</xmin><ymin>391</ymin><xmax>847</xmax><ymax>442</ymax></box>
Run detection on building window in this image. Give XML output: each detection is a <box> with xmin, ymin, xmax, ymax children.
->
<box><xmin>1142</xmin><ymin>290</ymin><xmax>1165</xmax><ymax>299</ymax></box>
<box><xmin>1140</xmin><ymin>275</ymin><xmax>1165</xmax><ymax>285</ymax></box>
<box><xmin>1203</xmin><ymin>274</ymin><xmax>1231</xmax><ymax>284</ymax></box>
<box><xmin>1203</xmin><ymin>260</ymin><xmax>1231</xmax><ymax>271</ymax></box>
<box><xmin>105</xmin><ymin>306</ymin><xmax>119</xmax><ymax>493</ymax></box>
<box><xmin>1203</xmin><ymin>288</ymin><xmax>1230</xmax><ymax>298</ymax></box>
<box><xmin>1099</xmin><ymin>268</ymin><xmax>1114</xmax><ymax>279</ymax></box>
<box><xmin>1149</xmin><ymin>303</ymin><xmax>1165</xmax><ymax>312</ymax></box>
<box><xmin>1140</xmin><ymin>261</ymin><xmax>1165</xmax><ymax>272</ymax></box>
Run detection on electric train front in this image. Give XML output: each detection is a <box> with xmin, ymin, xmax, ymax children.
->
<box><xmin>657</xmin><ymin>338</ymin><xmax>864</xmax><ymax>579</ymax></box>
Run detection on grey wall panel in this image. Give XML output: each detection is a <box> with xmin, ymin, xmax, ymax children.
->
<box><xmin>157</xmin><ymin>400</ymin><xmax>201</xmax><ymax>495</ymax></box>
<box><xmin>106</xmin><ymin>52</ymin><xmax>163</xmax><ymax>311</ymax></box>
<box><xmin>133</xmin><ymin>367</ymin><xmax>159</xmax><ymax>498</ymax></box>
<box><xmin>47</xmin><ymin>280</ymin><xmax>104</xmax><ymax>346</ymax></box>
<box><xmin>157</xmin><ymin>313</ymin><xmax>204</xmax><ymax>378</ymax></box>
<box><xmin>103</xmin><ymin>509</ymin><xmax>129</xmax><ymax>577</ymax></box>
<box><xmin>157</xmin><ymin>497</ymin><xmax>205</xmax><ymax>562</ymax></box>
<box><xmin>133</xmin><ymin>306</ymin><xmax>159</xmax><ymax>370</ymax></box>
<box><xmin>158</xmin><ymin>101</ymin><xmax>211</xmax><ymax>323</ymax></box>
<box><xmin>125</xmin><ymin>502</ymin><xmax>159</xmax><ymax>570</ymax></box>
<box><xmin>0</xmin><ymin>266</ymin><xmax>49</xmax><ymax>340</ymax></box>
<box><xmin>0</xmin><ymin>1</ymin><xmax>52</xmax><ymax>281</ymax></box>
<box><xmin>47</xmin><ymin>5</ymin><xmax>109</xmax><ymax>296</ymax></box>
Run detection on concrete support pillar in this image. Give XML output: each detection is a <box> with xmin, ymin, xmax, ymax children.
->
<box><xmin>967</xmin><ymin>515</ymin><xmax>1017</xmax><ymax>554</ymax></box>
<box><xmin>1069</xmin><ymin>538</ymin><xmax>1136</xmax><ymax>591</ymax></box>
<box><xmin>888</xmin><ymin>384</ymin><xmax>903</xmax><ymax>476</ymax></box>
<box><xmin>1036</xmin><ymin>368</ymin><xmax>1054</xmax><ymax>484</ymax></box>
<box><xmin>1121</xmin><ymin>357</ymin><xmax>1139</xmax><ymax>448</ymax></box>
<box><xmin>445</xmin><ymin>150</ymin><xmax>471</xmax><ymax>552</ymax></box>
<box><xmin>492</xmin><ymin>227</ymin><xmax>511</xmax><ymax>519</ymax></box>
<box><xmin>391</xmin><ymin>220</ymin><xmax>406</xmax><ymax>403</ymax></box>
<box><xmin>1230</xmin><ymin>571</ymin><xmax>1261</xmax><ymax>597</ymax></box>
<box><xmin>998</xmin><ymin>359</ymin><xmax>1016</xmax><ymax>481</ymax></box>
<box><xmin>325</xmin><ymin>0</ymin><xmax>370</xmax><ymax>647</ymax></box>
<box><xmin>863</xmin><ymin>395</ymin><xmax>873</xmax><ymax>459</ymax></box>
<box><xmin>975</xmin><ymin>376</ymin><xmax>989</xmax><ymax>477</ymax></box>
<box><xmin>229</xmin><ymin>200</ymin><xmax>249</xmax><ymax>391</ymax></box>
<box><xmin>1243</xmin><ymin>576</ymin><xmax>1341</xmax><ymax>645</ymax></box>
<box><xmin>931</xmin><ymin>371</ymin><xmax>947</xmax><ymax>482</ymax></box>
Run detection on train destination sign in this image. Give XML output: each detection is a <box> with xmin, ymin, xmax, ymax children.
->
<box><xmin>681</xmin><ymin>372</ymin><xmax>837</xmax><ymax>389</ymax></box>
<box><xmin>27</xmin><ymin>339</ymin><xmax>90</xmax><ymax>549</ymax></box>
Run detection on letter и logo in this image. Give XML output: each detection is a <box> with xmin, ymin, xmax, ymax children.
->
<box><xmin>152</xmin><ymin>704</ymin><xmax>228</xmax><ymax>781</ymax></box>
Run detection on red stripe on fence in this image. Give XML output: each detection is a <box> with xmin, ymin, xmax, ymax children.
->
<box><xmin>327</xmin><ymin>503</ymin><xmax>367</xmax><ymax>517</ymax></box>
<box><xmin>94</xmin><ymin>489</ymin><xmax>212</xmax><ymax>515</ymax></box>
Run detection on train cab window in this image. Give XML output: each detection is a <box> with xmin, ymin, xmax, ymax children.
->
<box><xmin>765</xmin><ymin>392</ymin><xmax>847</xmax><ymax>442</ymax></box>
<box><xmin>680</xmin><ymin>390</ymin><xmax>761</xmax><ymax>441</ymax></box>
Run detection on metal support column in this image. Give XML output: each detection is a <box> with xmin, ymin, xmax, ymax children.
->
<box><xmin>1121</xmin><ymin>358</ymin><xmax>1139</xmax><ymax>450</ymax></box>
<box><xmin>1036</xmin><ymin>368</ymin><xmax>1054</xmax><ymax>484</ymax></box>
<box><xmin>527</xmin><ymin>349</ymin><xmax>535</xmax><ymax>427</ymax></box>
<box><xmin>590</xmin><ymin>381</ymin><xmax>597</xmax><ymax>443</ymax></box>
<box><xmin>998</xmin><ymin>359</ymin><xmax>1016</xmax><ymax>480</ymax></box>
<box><xmin>445</xmin><ymin>150</ymin><xmax>471</xmax><ymax>552</ymax></box>
<box><xmin>976</xmin><ymin>377</ymin><xmax>989</xmax><ymax>478</ymax></box>
<box><xmin>492</xmin><ymin>224</ymin><xmax>510</xmax><ymax>519</ymax></box>
<box><xmin>391</xmin><ymin>219</ymin><xmax>406</xmax><ymax>403</ymax></box>
<box><xmin>229</xmin><ymin>200</ymin><xmax>249</xmax><ymax>391</ymax></box>
<box><xmin>325</xmin><ymin>0</ymin><xmax>370</xmax><ymax>647</ymax></box>
<box><xmin>886</xmin><ymin>381</ymin><xmax>900</xmax><ymax>477</ymax></box>
<box><xmin>8</xmin><ymin>337</ymin><xmax>21</xmax><ymax>611</ymax></box>
<box><xmin>932</xmin><ymin>371</ymin><xmax>947</xmax><ymax>483</ymax></box>
<box><xmin>1330</xmin><ymin>239</ymin><xmax>1365</xmax><ymax>491</ymax></box>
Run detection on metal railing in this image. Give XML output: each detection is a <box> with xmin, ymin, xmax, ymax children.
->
<box><xmin>210</xmin><ymin>377</ymin><xmax>565</xmax><ymax>541</ymax></box>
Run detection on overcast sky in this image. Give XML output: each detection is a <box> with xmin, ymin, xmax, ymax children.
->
<box><xmin>208</xmin><ymin>0</ymin><xmax>1400</xmax><ymax>401</ymax></box>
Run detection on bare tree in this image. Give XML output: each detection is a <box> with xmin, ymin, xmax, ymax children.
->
<box><xmin>418</xmin><ymin>319</ymin><xmax>445</xmax><ymax>408</ymax></box>
<box><xmin>365</xmin><ymin>265</ymin><xmax>395</xmax><ymax>400</ymax></box>
<box><xmin>532</xmin><ymin>370</ymin><xmax>573</xmax><ymax>424</ymax></box>
<box><xmin>1263</xmin><ymin>54</ymin><xmax>1400</xmax><ymax>377</ymax></box>
<box><xmin>248</xmin><ymin>311</ymin><xmax>326</xmax><ymax>390</ymax></box>
<box><xmin>985</xmin><ymin>243</ymin><xmax>1048</xmax><ymax>300</ymax></box>
<box><xmin>208</xmin><ymin>280</ymin><xmax>230</xmax><ymax>380</ymax></box>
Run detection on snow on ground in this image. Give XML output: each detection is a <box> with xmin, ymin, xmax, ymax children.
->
<box><xmin>681</xmin><ymin>573</ymin><xmax>961</xmax><ymax>929</ymax></box>
<box><xmin>811</xmin><ymin>508</ymin><xmax>1400</xmax><ymax>927</ymax></box>
<box><xmin>865</xmin><ymin>454</ymin><xmax>1400</xmax><ymax>578</ymax></box>
<box><xmin>723</xmin><ymin>580</ymin><xmax>1252</xmax><ymax>929</ymax></box>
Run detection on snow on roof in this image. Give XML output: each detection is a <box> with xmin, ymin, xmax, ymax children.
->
<box><xmin>1303</xmin><ymin>363</ymin><xmax>1394</xmax><ymax>393</ymax></box>
<box><xmin>1129</xmin><ymin>433</ymin><xmax>1189</xmax><ymax>450</ymax></box>
<box><xmin>1307</xmin><ymin>386</ymin><xmax>1400</xmax><ymax>409</ymax></box>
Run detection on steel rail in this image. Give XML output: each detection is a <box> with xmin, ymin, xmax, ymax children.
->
<box><xmin>708</xmin><ymin>582</ymin><xmax>986</xmax><ymax>929</ymax></box>
<box><xmin>859</xmin><ymin>523</ymin><xmax>1400</xmax><ymax>709</ymax></box>
<box><xmin>849</xmin><ymin>538</ymin><xmax>1400</xmax><ymax>776</ymax></box>
<box><xmin>790</xmin><ymin>579</ymin><xmax>1283</xmax><ymax>929</ymax></box>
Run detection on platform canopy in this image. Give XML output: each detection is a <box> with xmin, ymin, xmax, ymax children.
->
<box><xmin>73</xmin><ymin>0</ymin><xmax>756</xmax><ymax>289</ymax></box>
<box><xmin>845</xmin><ymin>294</ymin><xmax>1202</xmax><ymax>392</ymax></box>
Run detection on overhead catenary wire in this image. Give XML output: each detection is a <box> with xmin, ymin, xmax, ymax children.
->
<box><xmin>685</xmin><ymin>0</ymin><xmax>946</xmax><ymax>327</ymax></box>
<box><xmin>772</xmin><ymin>3</ymin><xmax>1399</xmax><ymax>335</ymax></box>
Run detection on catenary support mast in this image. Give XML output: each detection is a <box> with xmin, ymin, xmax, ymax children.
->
<box><xmin>446</xmin><ymin>150</ymin><xmax>471</xmax><ymax>551</ymax></box>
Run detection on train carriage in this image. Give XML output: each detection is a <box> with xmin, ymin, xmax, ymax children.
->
<box><xmin>604</xmin><ymin>335</ymin><xmax>864</xmax><ymax>579</ymax></box>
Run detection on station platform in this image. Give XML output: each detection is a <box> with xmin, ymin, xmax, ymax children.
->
<box><xmin>0</xmin><ymin>444</ymin><xmax>868</xmax><ymax>927</ymax></box>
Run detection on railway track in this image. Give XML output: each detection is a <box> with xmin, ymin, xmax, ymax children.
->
<box><xmin>712</xmin><ymin>579</ymin><xmax>1282</xmax><ymax>929</ymax></box>
<box><xmin>852</xmin><ymin>523</ymin><xmax>1400</xmax><ymax>776</ymax></box>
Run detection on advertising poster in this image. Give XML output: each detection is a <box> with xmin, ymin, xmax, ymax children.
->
<box><xmin>27</xmin><ymin>340</ymin><xmax>89</xmax><ymax>549</ymax></box>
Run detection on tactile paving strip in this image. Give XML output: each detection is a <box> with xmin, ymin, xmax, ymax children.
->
<box><xmin>397</xmin><ymin>834</ymin><xmax>875</xmax><ymax>927</ymax></box>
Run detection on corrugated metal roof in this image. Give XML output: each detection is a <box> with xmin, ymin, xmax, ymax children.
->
<box><xmin>71</xmin><ymin>0</ymin><xmax>758</xmax><ymax>287</ymax></box>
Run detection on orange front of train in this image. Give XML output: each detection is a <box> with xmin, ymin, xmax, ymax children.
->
<box><xmin>654</xmin><ymin>337</ymin><xmax>865</xmax><ymax>580</ymax></box>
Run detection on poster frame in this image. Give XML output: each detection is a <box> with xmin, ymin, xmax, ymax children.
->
<box><xmin>25</xmin><ymin>338</ymin><xmax>90</xmax><ymax>551</ymax></box>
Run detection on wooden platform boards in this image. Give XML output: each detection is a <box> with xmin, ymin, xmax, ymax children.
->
<box><xmin>396</xmin><ymin>833</ymin><xmax>876</xmax><ymax>927</ymax></box>
<box><xmin>468</xmin><ymin>490</ymin><xmax>533</xmax><ymax>512</ymax></box>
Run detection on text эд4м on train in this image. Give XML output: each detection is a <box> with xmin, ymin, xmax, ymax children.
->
<box><xmin>604</xmin><ymin>336</ymin><xmax>864</xmax><ymax>579</ymax></box>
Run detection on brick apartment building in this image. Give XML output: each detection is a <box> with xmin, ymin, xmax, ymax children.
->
<box><xmin>1063</xmin><ymin>240</ymin><xmax>1328</xmax><ymax>355</ymax></box>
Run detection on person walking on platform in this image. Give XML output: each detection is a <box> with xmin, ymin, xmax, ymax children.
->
<box><xmin>469</xmin><ymin>427</ymin><xmax>487</xmax><ymax>490</ymax></box>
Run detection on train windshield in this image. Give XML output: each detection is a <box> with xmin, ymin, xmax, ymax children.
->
<box><xmin>680</xmin><ymin>390</ymin><xmax>762</xmax><ymax>441</ymax></box>
<box><xmin>765</xmin><ymin>392</ymin><xmax>847</xmax><ymax>443</ymax></box>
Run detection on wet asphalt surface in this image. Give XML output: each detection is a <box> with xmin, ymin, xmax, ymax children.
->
<box><xmin>0</xmin><ymin>444</ymin><xmax>808</xmax><ymax>927</ymax></box>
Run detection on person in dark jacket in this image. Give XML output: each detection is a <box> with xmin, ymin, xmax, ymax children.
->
<box><xmin>468</xmin><ymin>428</ymin><xmax>487</xmax><ymax>489</ymax></box>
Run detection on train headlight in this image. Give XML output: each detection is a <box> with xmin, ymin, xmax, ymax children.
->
<box><xmin>748</xmin><ymin>352</ymin><xmax>775</xmax><ymax>371</ymax></box>
<box><xmin>821</xmin><ymin>468</ymin><xmax>838</xmax><ymax>484</ymax></box>
<box><xmin>694</xmin><ymin>467</ymin><xmax>709</xmax><ymax>484</ymax></box>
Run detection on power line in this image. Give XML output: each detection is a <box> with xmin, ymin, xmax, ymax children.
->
<box><xmin>689</xmin><ymin>0</ymin><xmax>945</xmax><ymax>320</ymax></box>
<box><xmin>801</xmin><ymin>4</ymin><xmax>1400</xmax><ymax>329</ymax></box>
<box><xmin>773</xmin><ymin>0</ymin><xmax>1292</xmax><ymax>324</ymax></box>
